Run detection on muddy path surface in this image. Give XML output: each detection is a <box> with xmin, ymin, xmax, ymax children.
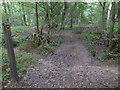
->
<box><xmin>9</xmin><ymin>29</ymin><xmax>118</xmax><ymax>88</ymax></box>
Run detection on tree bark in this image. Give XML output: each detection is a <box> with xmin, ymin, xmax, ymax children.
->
<box><xmin>99</xmin><ymin>2</ymin><xmax>106</xmax><ymax>30</ymax></box>
<box><xmin>21</xmin><ymin>3</ymin><xmax>27</xmax><ymax>26</ymax></box>
<box><xmin>35</xmin><ymin>2</ymin><xmax>39</xmax><ymax>33</ymax></box>
<box><xmin>45</xmin><ymin>3</ymin><xmax>51</xmax><ymax>44</ymax></box>
<box><xmin>60</xmin><ymin>2</ymin><xmax>67</xmax><ymax>30</ymax></box>
<box><xmin>70</xmin><ymin>15</ymin><xmax>73</xmax><ymax>28</ymax></box>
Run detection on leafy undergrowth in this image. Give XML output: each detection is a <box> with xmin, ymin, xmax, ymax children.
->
<box><xmin>74</xmin><ymin>28</ymin><xmax>120</xmax><ymax>64</ymax></box>
<box><xmin>11</xmin><ymin>25</ymin><xmax>34</xmax><ymax>34</ymax></box>
<box><xmin>1</xmin><ymin>26</ymin><xmax>32</xmax><ymax>48</ymax></box>
<box><xmin>2</xmin><ymin>47</ymin><xmax>38</xmax><ymax>83</ymax></box>
<box><xmin>37</xmin><ymin>36</ymin><xmax>62</xmax><ymax>55</ymax></box>
<box><xmin>65</xmin><ymin>24</ymin><xmax>83</xmax><ymax>31</ymax></box>
<box><xmin>1</xmin><ymin>26</ymin><xmax>40</xmax><ymax>84</ymax></box>
<box><xmin>99</xmin><ymin>54</ymin><xmax>120</xmax><ymax>65</ymax></box>
<box><xmin>18</xmin><ymin>35</ymin><xmax>62</xmax><ymax>55</ymax></box>
<box><xmin>97</xmin><ymin>81</ymin><xmax>120</xmax><ymax>88</ymax></box>
<box><xmin>2</xmin><ymin>35</ymin><xmax>30</xmax><ymax>48</ymax></box>
<box><xmin>37</xmin><ymin>44</ymin><xmax>54</xmax><ymax>55</ymax></box>
<box><xmin>105</xmin><ymin>57</ymin><xmax>120</xmax><ymax>65</ymax></box>
<box><xmin>74</xmin><ymin>29</ymin><xmax>101</xmax><ymax>56</ymax></box>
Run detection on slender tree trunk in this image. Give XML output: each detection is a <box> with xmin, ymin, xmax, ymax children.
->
<box><xmin>40</xmin><ymin>23</ymin><xmax>43</xmax><ymax>35</ymax></box>
<box><xmin>35</xmin><ymin>2</ymin><xmax>39</xmax><ymax>33</ymax></box>
<box><xmin>99</xmin><ymin>2</ymin><xmax>106</xmax><ymax>30</ymax></box>
<box><xmin>60</xmin><ymin>2</ymin><xmax>67</xmax><ymax>30</ymax></box>
<box><xmin>21</xmin><ymin>3</ymin><xmax>27</xmax><ymax>26</ymax></box>
<box><xmin>108</xmin><ymin>2</ymin><xmax>116</xmax><ymax>51</ymax></box>
<box><xmin>102</xmin><ymin>2</ymin><xmax>106</xmax><ymax>30</ymax></box>
<box><xmin>107</xmin><ymin>3</ymin><xmax>112</xmax><ymax>31</ymax></box>
<box><xmin>45</xmin><ymin>3</ymin><xmax>51</xmax><ymax>44</ymax></box>
<box><xmin>70</xmin><ymin>15</ymin><xmax>73</xmax><ymax>28</ymax></box>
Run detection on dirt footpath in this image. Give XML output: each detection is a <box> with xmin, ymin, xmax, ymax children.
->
<box><xmin>9</xmin><ymin>30</ymin><xmax>118</xmax><ymax>88</ymax></box>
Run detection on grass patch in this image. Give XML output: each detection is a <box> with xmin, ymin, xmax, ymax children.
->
<box><xmin>18</xmin><ymin>35</ymin><xmax>62</xmax><ymax>55</ymax></box>
<box><xmin>11</xmin><ymin>25</ymin><xmax>34</xmax><ymax>33</ymax></box>
<box><xmin>97</xmin><ymin>82</ymin><xmax>120</xmax><ymax>88</ymax></box>
<box><xmin>1</xmin><ymin>25</ymin><xmax>32</xmax><ymax>48</ymax></box>
<box><xmin>50</xmin><ymin>36</ymin><xmax>62</xmax><ymax>46</ymax></box>
<box><xmin>76</xmin><ymin>32</ymin><xmax>99</xmax><ymax>41</ymax></box>
<box><xmin>37</xmin><ymin>35</ymin><xmax>62</xmax><ymax>55</ymax></box>
<box><xmin>18</xmin><ymin>40</ymin><xmax>37</xmax><ymax>52</ymax></box>
<box><xmin>111</xmin><ymin>85</ymin><xmax>120</xmax><ymax>88</ymax></box>
<box><xmin>2</xmin><ymin>47</ymin><xmax>37</xmax><ymax>83</ymax></box>
<box><xmin>2</xmin><ymin>34</ymin><xmax>30</xmax><ymax>48</ymax></box>
<box><xmin>65</xmin><ymin>24</ymin><xmax>81</xmax><ymax>30</ymax></box>
<box><xmin>104</xmin><ymin>57</ymin><xmax>120</xmax><ymax>65</ymax></box>
<box><xmin>37</xmin><ymin>44</ymin><xmax>54</xmax><ymax>55</ymax></box>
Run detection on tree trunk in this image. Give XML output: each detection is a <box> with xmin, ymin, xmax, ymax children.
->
<box><xmin>108</xmin><ymin>2</ymin><xmax>116</xmax><ymax>51</ymax></box>
<box><xmin>60</xmin><ymin>2</ymin><xmax>67</xmax><ymax>30</ymax></box>
<box><xmin>45</xmin><ymin>3</ymin><xmax>51</xmax><ymax>44</ymax></box>
<box><xmin>70</xmin><ymin>15</ymin><xmax>73</xmax><ymax>28</ymax></box>
<box><xmin>40</xmin><ymin>21</ymin><xmax>45</xmax><ymax>36</ymax></box>
<box><xmin>99</xmin><ymin>2</ymin><xmax>107</xmax><ymax>30</ymax></box>
<box><xmin>107</xmin><ymin>3</ymin><xmax>112</xmax><ymax>31</ymax></box>
<box><xmin>102</xmin><ymin>2</ymin><xmax>106</xmax><ymax>30</ymax></box>
<box><xmin>35</xmin><ymin>2</ymin><xmax>39</xmax><ymax>33</ymax></box>
<box><xmin>21</xmin><ymin>3</ymin><xmax>27</xmax><ymax>26</ymax></box>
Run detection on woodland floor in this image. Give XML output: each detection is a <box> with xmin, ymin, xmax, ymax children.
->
<box><xmin>5</xmin><ymin>27</ymin><xmax>118</xmax><ymax>88</ymax></box>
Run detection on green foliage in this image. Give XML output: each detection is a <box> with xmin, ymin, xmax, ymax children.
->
<box><xmin>2</xmin><ymin>34</ymin><xmax>29</xmax><ymax>48</ymax></box>
<box><xmin>2</xmin><ymin>36</ymin><xmax>19</xmax><ymax>48</ymax></box>
<box><xmin>86</xmin><ymin>43</ymin><xmax>96</xmax><ymax>57</ymax></box>
<box><xmin>32</xmin><ymin>37</ymin><xmax>41</xmax><ymax>47</ymax></box>
<box><xmin>37</xmin><ymin>44</ymin><xmax>54</xmax><ymax>55</ymax></box>
<box><xmin>75</xmin><ymin>31</ymin><xmax>100</xmax><ymax>42</ymax></box>
<box><xmin>98</xmin><ymin>52</ymin><xmax>108</xmax><ymax>61</ymax></box>
<box><xmin>80</xmin><ymin>33</ymin><xmax>99</xmax><ymax>41</ymax></box>
<box><xmin>11</xmin><ymin>26</ymin><xmax>33</xmax><ymax>33</ymax></box>
<box><xmin>65</xmin><ymin>24</ymin><xmax>81</xmax><ymax>30</ymax></box>
<box><xmin>111</xmin><ymin>85</ymin><xmax>120</xmax><ymax>88</ymax></box>
<box><xmin>18</xmin><ymin>40</ymin><xmax>36</xmax><ymax>52</ymax></box>
<box><xmin>2</xmin><ymin>48</ymin><xmax>37</xmax><ymax>82</ymax></box>
<box><xmin>74</xmin><ymin>30</ymin><xmax>101</xmax><ymax>57</ymax></box>
<box><xmin>97</xmin><ymin>82</ymin><xmax>106</xmax><ymax>88</ymax></box>
<box><xmin>2</xmin><ymin>49</ymin><xmax>10</xmax><ymax>82</ymax></box>
<box><xmin>1</xmin><ymin>25</ymin><xmax>32</xmax><ymax>48</ymax></box>
<box><xmin>18</xmin><ymin>35</ymin><xmax>62</xmax><ymax>54</ymax></box>
<box><xmin>12</xmin><ymin>38</ymin><xmax>21</xmax><ymax>47</ymax></box>
<box><xmin>114</xmin><ymin>22</ymin><xmax>119</xmax><ymax>32</ymax></box>
<box><xmin>98</xmin><ymin>82</ymin><xmax>120</xmax><ymax>88</ymax></box>
<box><xmin>50</xmin><ymin>36</ymin><xmax>62</xmax><ymax>46</ymax></box>
<box><xmin>104</xmin><ymin>57</ymin><xmax>120</xmax><ymax>65</ymax></box>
